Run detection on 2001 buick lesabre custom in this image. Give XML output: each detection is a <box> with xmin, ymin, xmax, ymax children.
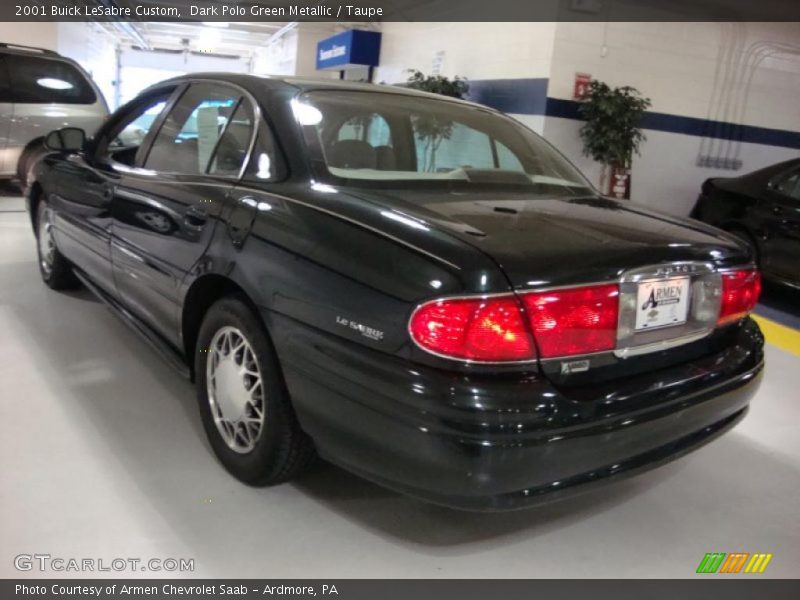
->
<box><xmin>28</xmin><ymin>74</ymin><xmax>764</xmax><ymax>510</ymax></box>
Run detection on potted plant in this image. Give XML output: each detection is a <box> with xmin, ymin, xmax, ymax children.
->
<box><xmin>578</xmin><ymin>80</ymin><xmax>651</xmax><ymax>199</ymax></box>
<box><xmin>404</xmin><ymin>69</ymin><xmax>469</xmax><ymax>99</ymax></box>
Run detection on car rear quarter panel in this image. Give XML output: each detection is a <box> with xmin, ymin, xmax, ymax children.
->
<box><xmin>184</xmin><ymin>183</ymin><xmax>522</xmax><ymax>375</ymax></box>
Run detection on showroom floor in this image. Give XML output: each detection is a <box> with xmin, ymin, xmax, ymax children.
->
<box><xmin>1</xmin><ymin>187</ymin><xmax>799</xmax><ymax>579</ymax></box>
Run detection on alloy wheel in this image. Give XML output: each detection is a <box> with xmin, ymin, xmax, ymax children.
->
<box><xmin>206</xmin><ymin>326</ymin><xmax>266</xmax><ymax>454</ymax></box>
<box><xmin>38</xmin><ymin>207</ymin><xmax>56</xmax><ymax>276</ymax></box>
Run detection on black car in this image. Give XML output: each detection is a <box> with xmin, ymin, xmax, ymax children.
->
<box><xmin>692</xmin><ymin>159</ymin><xmax>800</xmax><ymax>290</ymax></box>
<box><xmin>28</xmin><ymin>74</ymin><xmax>764</xmax><ymax>510</ymax></box>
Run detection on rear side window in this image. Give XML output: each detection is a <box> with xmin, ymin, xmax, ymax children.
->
<box><xmin>6</xmin><ymin>55</ymin><xmax>97</xmax><ymax>104</ymax></box>
<box><xmin>145</xmin><ymin>83</ymin><xmax>248</xmax><ymax>175</ymax></box>
<box><xmin>208</xmin><ymin>100</ymin><xmax>254</xmax><ymax>177</ymax></box>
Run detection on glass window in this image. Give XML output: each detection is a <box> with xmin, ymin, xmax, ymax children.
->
<box><xmin>497</xmin><ymin>141</ymin><xmax>524</xmax><ymax>171</ymax></box>
<box><xmin>298</xmin><ymin>90</ymin><xmax>592</xmax><ymax>195</ymax></box>
<box><xmin>145</xmin><ymin>84</ymin><xmax>242</xmax><ymax>175</ymax></box>
<box><xmin>110</xmin><ymin>99</ymin><xmax>168</xmax><ymax>149</ymax></box>
<box><xmin>100</xmin><ymin>92</ymin><xmax>172</xmax><ymax>167</ymax></box>
<box><xmin>773</xmin><ymin>169</ymin><xmax>800</xmax><ymax>201</ymax></box>
<box><xmin>415</xmin><ymin>122</ymin><xmax>494</xmax><ymax>172</ymax></box>
<box><xmin>6</xmin><ymin>55</ymin><xmax>96</xmax><ymax>104</ymax></box>
<box><xmin>335</xmin><ymin>113</ymin><xmax>393</xmax><ymax>147</ymax></box>
<box><xmin>208</xmin><ymin>101</ymin><xmax>254</xmax><ymax>177</ymax></box>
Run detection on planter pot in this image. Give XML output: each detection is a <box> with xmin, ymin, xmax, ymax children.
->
<box><xmin>609</xmin><ymin>165</ymin><xmax>631</xmax><ymax>199</ymax></box>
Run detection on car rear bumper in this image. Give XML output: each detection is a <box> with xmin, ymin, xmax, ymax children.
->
<box><xmin>268</xmin><ymin>312</ymin><xmax>764</xmax><ymax>511</ymax></box>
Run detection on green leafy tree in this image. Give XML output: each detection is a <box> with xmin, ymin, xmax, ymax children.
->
<box><xmin>404</xmin><ymin>70</ymin><xmax>469</xmax><ymax>171</ymax></box>
<box><xmin>405</xmin><ymin>70</ymin><xmax>469</xmax><ymax>99</ymax></box>
<box><xmin>578</xmin><ymin>80</ymin><xmax>651</xmax><ymax>193</ymax></box>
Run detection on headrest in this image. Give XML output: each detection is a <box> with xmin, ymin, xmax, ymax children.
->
<box><xmin>327</xmin><ymin>139</ymin><xmax>377</xmax><ymax>170</ymax></box>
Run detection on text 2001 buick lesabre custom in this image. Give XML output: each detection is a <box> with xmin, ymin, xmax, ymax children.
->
<box><xmin>28</xmin><ymin>75</ymin><xmax>763</xmax><ymax>510</ymax></box>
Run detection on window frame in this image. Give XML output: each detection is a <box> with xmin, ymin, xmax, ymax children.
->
<box><xmin>90</xmin><ymin>83</ymin><xmax>182</xmax><ymax>171</ymax></box>
<box><xmin>140</xmin><ymin>80</ymin><xmax>260</xmax><ymax>180</ymax></box>
<box><xmin>297</xmin><ymin>89</ymin><xmax>594</xmax><ymax>193</ymax></box>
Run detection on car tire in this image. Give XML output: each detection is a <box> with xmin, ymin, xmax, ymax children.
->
<box><xmin>194</xmin><ymin>297</ymin><xmax>315</xmax><ymax>486</ymax></box>
<box><xmin>36</xmin><ymin>201</ymin><xmax>80</xmax><ymax>290</ymax></box>
<box><xmin>18</xmin><ymin>140</ymin><xmax>48</xmax><ymax>189</ymax></box>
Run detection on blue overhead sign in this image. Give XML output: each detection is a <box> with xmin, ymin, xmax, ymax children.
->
<box><xmin>316</xmin><ymin>29</ymin><xmax>381</xmax><ymax>70</ymax></box>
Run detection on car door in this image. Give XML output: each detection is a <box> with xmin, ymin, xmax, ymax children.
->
<box><xmin>760</xmin><ymin>167</ymin><xmax>800</xmax><ymax>283</ymax></box>
<box><xmin>47</xmin><ymin>87</ymin><xmax>175</xmax><ymax>296</ymax></box>
<box><xmin>110</xmin><ymin>82</ymin><xmax>256</xmax><ymax>348</ymax></box>
<box><xmin>0</xmin><ymin>56</ymin><xmax>12</xmax><ymax>174</ymax></box>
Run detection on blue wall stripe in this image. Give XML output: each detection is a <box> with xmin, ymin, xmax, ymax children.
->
<box><xmin>545</xmin><ymin>97</ymin><xmax>800</xmax><ymax>150</ymax></box>
<box><xmin>466</xmin><ymin>78</ymin><xmax>800</xmax><ymax>151</ymax></box>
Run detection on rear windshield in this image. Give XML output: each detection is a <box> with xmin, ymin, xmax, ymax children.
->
<box><xmin>6</xmin><ymin>55</ymin><xmax>97</xmax><ymax>104</ymax></box>
<box><xmin>295</xmin><ymin>89</ymin><xmax>592</xmax><ymax>194</ymax></box>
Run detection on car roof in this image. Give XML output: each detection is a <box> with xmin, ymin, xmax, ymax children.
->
<box><xmin>0</xmin><ymin>43</ymin><xmax>61</xmax><ymax>57</ymax></box>
<box><xmin>146</xmin><ymin>72</ymin><xmax>487</xmax><ymax>110</ymax></box>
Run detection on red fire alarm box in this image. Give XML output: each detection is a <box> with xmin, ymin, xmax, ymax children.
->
<box><xmin>574</xmin><ymin>73</ymin><xmax>592</xmax><ymax>99</ymax></box>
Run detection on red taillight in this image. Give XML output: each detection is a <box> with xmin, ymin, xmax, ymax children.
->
<box><xmin>409</xmin><ymin>295</ymin><xmax>535</xmax><ymax>362</ymax></box>
<box><xmin>718</xmin><ymin>269</ymin><xmax>761</xmax><ymax>325</ymax></box>
<box><xmin>520</xmin><ymin>284</ymin><xmax>620</xmax><ymax>358</ymax></box>
<box><xmin>409</xmin><ymin>269</ymin><xmax>757</xmax><ymax>364</ymax></box>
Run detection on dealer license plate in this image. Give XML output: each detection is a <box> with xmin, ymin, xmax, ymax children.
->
<box><xmin>634</xmin><ymin>277</ymin><xmax>690</xmax><ymax>331</ymax></box>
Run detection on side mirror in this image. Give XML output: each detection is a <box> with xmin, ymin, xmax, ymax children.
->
<box><xmin>45</xmin><ymin>127</ymin><xmax>86</xmax><ymax>152</ymax></box>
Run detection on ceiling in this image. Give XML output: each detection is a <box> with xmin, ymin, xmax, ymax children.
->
<box><xmin>90</xmin><ymin>1</ymin><xmax>318</xmax><ymax>58</ymax></box>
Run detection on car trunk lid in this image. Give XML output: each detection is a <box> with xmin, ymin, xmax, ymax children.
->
<box><xmin>347</xmin><ymin>188</ymin><xmax>754</xmax><ymax>384</ymax></box>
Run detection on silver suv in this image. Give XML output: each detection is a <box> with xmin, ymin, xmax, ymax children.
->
<box><xmin>0</xmin><ymin>43</ymin><xmax>108</xmax><ymax>186</ymax></box>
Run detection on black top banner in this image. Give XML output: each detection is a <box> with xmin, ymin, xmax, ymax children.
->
<box><xmin>2</xmin><ymin>0</ymin><xmax>800</xmax><ymax>22</ymax></box>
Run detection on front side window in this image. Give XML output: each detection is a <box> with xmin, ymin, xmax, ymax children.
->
<box><xmin>6</xmin><ymin>55</ymin><xmax>96</xmax><ymax>104</ymax></box>
<box><xmin>145</xmin><ymin>84</ymin><xmax>250</xmax><ymax>175</ymax></box>
<box><xmin>99</xmin><ymin>91</ymin><xmax>173</xmax><ymax>167</ymax></box>
<box><xmin>110</xmin><ymin>99</ymin><xmax>168</xmax><ymax>149</ymax></box>
<box><xmin>296</xmin><ymin>90</ymin><xmax>592</xmax><ymax>194</ymax></box>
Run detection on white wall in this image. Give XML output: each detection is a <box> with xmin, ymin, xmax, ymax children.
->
<box><xmin>547</xmin><ymin>22</ymin><xmax>800</xmax><ymax>131</ymax></box>
<box><xmin>251</xmin><ymin>23</ymin><xmax>340</xmax><ymax>79</ymax></box>
<box><xmin>544</xmin><ymin>22</ymin><xmax>800</xmax><ymax>214</ymax></box>
<box><xmin>375</xmin><ymin>22</ymin><xmax>557</xmax><ymax>84</ymax></box>
<box><xmin>0</xmin><ymin>22</ymin><xmax>58</xmax><ymax>51</ymax></box>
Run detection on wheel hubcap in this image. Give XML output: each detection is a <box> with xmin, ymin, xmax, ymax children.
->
<box><xmin>38</xmin><ymin>208</ymin><xmax>55</xmax><ymax>275</ymax></box>
<box><xmin>206</xmin><ymin>326</ymin><xmax>265</xmax><ymax>454</ymax></box>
